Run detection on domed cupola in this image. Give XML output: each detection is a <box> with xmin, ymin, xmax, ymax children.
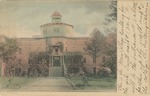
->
<box><xmin>40</xmin><ymin>11</ymin><xmax>74</xmax><ymax>37</ymax></box>
<box><xmin>51</xmin><ymin>11</ymin><xmax>62</xmax><ymax>23</ymax></box>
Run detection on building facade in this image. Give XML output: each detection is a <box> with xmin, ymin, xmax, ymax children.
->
<box><xmin>2</xmin><ymin>11</ymin><xmax>108</xmax><ymax>77</ymax></box>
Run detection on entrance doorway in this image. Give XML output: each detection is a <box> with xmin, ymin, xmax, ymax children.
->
<box><xmin>53</xmin><ymin>56</ymin><xmax>61</xmax><ymax>67</ymax></box>
<box><xmin>49</xmin><ymin>56</ymin><xmax>63</xmax><ymax>77</ymax></box>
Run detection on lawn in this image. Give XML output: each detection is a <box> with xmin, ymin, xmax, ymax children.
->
<box><xmin>0</xmin><ymin>77</ymin><xmax>37</xmax><ymax>90</ymax></box>
<box><xmin>69</xmin><ymin>76</ymin><xmax>116</xmax><ymax>91</ymax></box>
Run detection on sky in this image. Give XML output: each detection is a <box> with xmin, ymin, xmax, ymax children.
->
<box><xmin>0</xmin><ymin>0</ymin><xmax>116</xmax><ymax>38</ymax></box>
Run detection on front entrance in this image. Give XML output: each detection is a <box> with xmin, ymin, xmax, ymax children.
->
<box><xmin>53</xmin><ymin>56</ymin><xmax>61</xmax><ymax>67</ymax></box>
<box><xmin>49</xmin><ymin>56</ymin><xmax>63</xmax><ymax>77</ymax></box>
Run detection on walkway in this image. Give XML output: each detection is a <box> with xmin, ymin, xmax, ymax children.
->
<box><xmin>19</xmin><ymin>77</ymin><xmax>72</xmax><ymax>92</ymax></box>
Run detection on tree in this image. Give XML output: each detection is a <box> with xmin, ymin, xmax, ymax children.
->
<box><xmin>64</xmin><ymin>52</ymin><xmax>83</xmax><ymax>74</ymax></box>
<box><xmin>0</xmin><ymin>38</ymin><xmax>19</xmax><ymax>76</ymax></box>
<box><xmin>104</xmin><ymin>32</ymin><xmax>117</xmax><ymax>78</ymax></box>
<box><xmin>84</xmin><ymin>28</ymin><xmax>105</xmax><ymax>75</ymax></box>
<box><xmin>0</xmin><ymin>38</ymin><xmax>19</xmax><ymax>62</ymax></box>
<box><xmin>104</xmin><ymin>0</ymin><xmax>117</xmax><ymax>34</ymax></box>
<box><xmin>28</xmin><ymin>52</ymin><xmax>49</xmax><ymax>77</ymax></box>
<box><xmin>102</xmin><ymin>0</ymin><xmax>117</xmax><ymax>78</ymax></box>
<box><xmin>106</xmin><ymin>0</ymin><xmax>117</xmax><ymax>22</ymax></box>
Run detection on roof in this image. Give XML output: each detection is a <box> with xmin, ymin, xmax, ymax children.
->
<box><xmin>51</xmin><ymin>11</ymin><xmax>62</xmax><ymax>17</ymax></box>
<box><xmin>17</xmin><ymin>36</ymin><xmax>89</xmax><ymax>39</ymax></box>
<box><xmin>40</xmin><ymin>23</ymin><xmax>74</xmax><ymax>28</ymax></box>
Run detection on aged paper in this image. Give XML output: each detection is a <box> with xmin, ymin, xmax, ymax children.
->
<box><xmin>0</xmin><ymin>0</ymin><xmax>149</xmax><ymax>96</ymax></box>
<box><xmin>117</xmin><ymin>0</ymin><xmax>150</xmax><ymax>95</ymax></box>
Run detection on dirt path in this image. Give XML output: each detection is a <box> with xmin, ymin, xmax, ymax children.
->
<box><xmin>18</xmin><ymin>77</ymin><xmax>73</xmax><ymax>92</ymax></box>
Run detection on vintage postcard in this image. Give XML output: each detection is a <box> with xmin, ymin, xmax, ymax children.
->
<box><xmin>0</xmin><ymin>0</ymin><xmax>117</xmax><ymax>93</ymax></box>
<box><xmin>0</xmin><ymin>0</ymin><xmax>149</xmax><ymax>96</ymax></box>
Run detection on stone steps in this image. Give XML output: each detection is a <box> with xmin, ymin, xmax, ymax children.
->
<box><xmin>49</xmin><ymin>67</ymin><xmax>63</xmax><ymax>77</ymax></box>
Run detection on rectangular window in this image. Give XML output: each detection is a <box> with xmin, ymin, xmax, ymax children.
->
<box><xmin>54</xmin><ymin>28</ymin><xmax>59</xmax><ymax>33</ymax></box>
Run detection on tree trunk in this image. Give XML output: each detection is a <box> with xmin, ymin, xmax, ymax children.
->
<box><xmin>93</xmin><ymin>57</ymin><xmax>97</xmax><ymax>76</ymax></box>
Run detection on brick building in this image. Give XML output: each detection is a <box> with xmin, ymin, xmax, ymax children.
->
<box><xmin>2</xmin><ymin>11</ymin><xmax>110</xmax><ymax>77</ymax></box>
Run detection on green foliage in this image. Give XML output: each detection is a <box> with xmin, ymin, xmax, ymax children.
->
<box><xmin>29</xmin><ymin>52</ymin><xmax>49</xmax><ymax>64</ymax></box>
<box><xmin>103</xmin><ymin>33</ymin><xmax>117</xmax><ymax>78</ymax></box>
<box><xmin>97</xmin><ymin>67</ymin><xmax>112</xmax><ymax>79</ymax></box>
<box><xmin>0</xmin><ymin>77</ymin><xmax>37</xmax><ymax>89</ymax></box>
<box><xmin>81</xmin><ymin>74</ymin><xmax>88</xmax><ymax>86</ymax></box>
<box><xmin>64</xmin><ymin>52</ymin><xmax>83</xmax><ymax>73</ymax></box>
<box><xmin>107</xmin><ymin>0</ymin><xmax>117</xmax><ymax>22</ymax></box>
<box><xmin>84</xmin><ymin>28</ymin><xmax>105</xmax><ymax>75</ymax></box>
<box><xmin>104</xmin><ymin>56</ymin><xmax>117</xmax><ymax>78</ymax></box>
<box><xmin>69</xmin><ymin>76</ymin><xmax>116</xmax><ymax>90</ymax></box>
<box><xmin>0</xmin><ymin>38</ymin><xmax>19</xmax><ymax>63</ymax></box>
<box><xmin>84</xmin><ymin>28</ymin><xmax>105</xmax><ymax>63</ymax></box>
<box><xmin>104</xmin><ymin>0</ymin><xmax>117</xmax><ymax>34</ymax></box>
<box><xmin>64</xmin><ymin>52</ymin><xmax>83</xmax><ymax>64</ymax></box>
<box><xmin>28</xmin><ymin>52</ymin><xmax>49</xmax><ymax>77</ymax></box>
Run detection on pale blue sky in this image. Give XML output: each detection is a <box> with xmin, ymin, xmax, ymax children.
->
<box><xmin>0</xmin><ymin>0</ymin><xmax>116</xmax><ymax>38</ymax></box>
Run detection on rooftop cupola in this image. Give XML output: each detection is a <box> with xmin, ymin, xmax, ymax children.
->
<box><xmin>51</xmin><ymin>11</ymin><xmax>62</xmax><ymax>23</ymax></box>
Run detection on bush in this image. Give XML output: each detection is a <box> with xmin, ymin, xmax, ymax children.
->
<box><xmin>82</xmin><ymin>75</ymin><xmax>88</xmax><ymax>86</ymax></box>
<box><xmin>97</xmin><ymin>67</ymin><xmax>112</xmax><ymax>78</ymax></box>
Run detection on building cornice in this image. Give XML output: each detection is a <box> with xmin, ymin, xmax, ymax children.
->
<box><xmin>40</xmin><ymin>23</ymin><xmax>74</xmax><ymax>28</ymax></box>
<box><xmin>16</xmin><ymin>36</ymin><xmax>89</xmax><ymax>40</ymax></box>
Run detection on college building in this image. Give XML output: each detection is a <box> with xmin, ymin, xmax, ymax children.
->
<box><xmin>1</xmin><ymin>11</ymin><xmax>113</xmax><ymax>77</ymax></box>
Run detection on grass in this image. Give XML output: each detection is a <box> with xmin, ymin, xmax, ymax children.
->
<box><xmin>0</xmin><ymin>76</ymin><xmax>116</xmax><ymax>91</ymax></box>
<box><xmin>69</xmin><ymin>76</ymin><xmax>116</xmax><ymax>91</ymax></box>
<box><xmin>0</xmin><ymin>77</ymin><xmax>37</xmax><ymax>89</ymax></box>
